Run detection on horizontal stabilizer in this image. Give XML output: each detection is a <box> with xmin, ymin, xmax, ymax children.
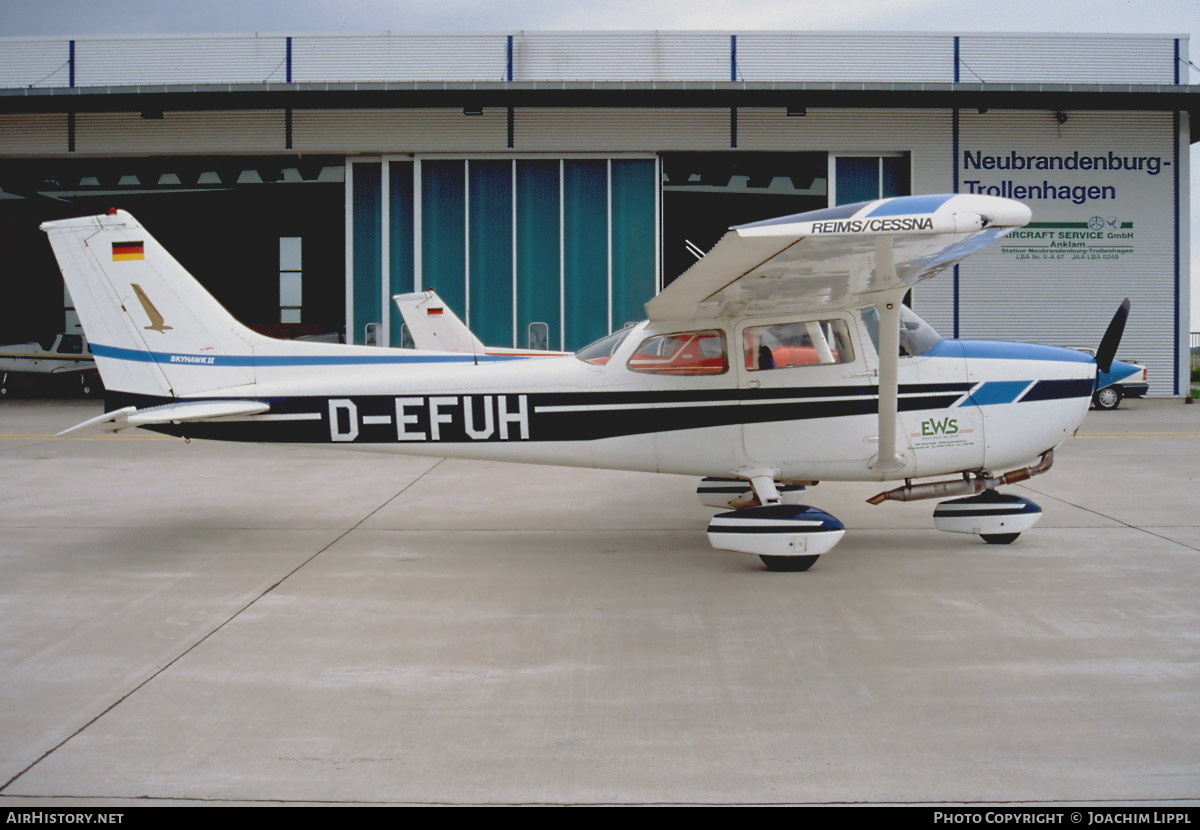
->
<box><xmin>57</xmin><ymin>400</ymin><xmax>269</xmax><ymax>437</ymax></box>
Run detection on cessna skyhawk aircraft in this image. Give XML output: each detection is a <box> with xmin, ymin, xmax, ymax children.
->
<box><xmin>41</xmin><ymin>194</ymin><xmax>1129</xmax><ymax>571</ymax></box>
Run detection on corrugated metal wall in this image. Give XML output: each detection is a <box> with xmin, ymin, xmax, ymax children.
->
<box><xmin>735</xmin><ymin>33</ymin><xmax>952</xmax><ymax>82</ymax></box>
<box><xmin>0</xmin><ymin>39</ymin><xmax>70</xmax><ymax>87</ymax></box>
<box><xmin>516</xmin><ymin>108</ymin><xmax>730</xmax><ymax>151</ymax></box>
<box><xmin>75</xmin><ymin>110</ymin><xmax>284</xmax><ymax>154</ymax></box>
<box><xmin>952</xmin><ymin>109</ymin><xmax>1177</xmax><ymax>394</ymax></box>
<box><xmin>0</xmin><ymin>113</ymin><xmax>68</xmax><ymax>153</ymax></box>
<box><xmin>0</xmin><ymin>32</ymin><xmax>1184</xmax><ymax>88</ymax></box>
<box><xmin>295</xmin><ymin>109</ymin><xmax>508</xmax><ymax>153</ymax></box>
<box><xmin>294</xmin><ymin>34</ymin><xmax>506</xmax><ymax>82</ymax></box>
<box><xmin>959</xmin><ymin>35</ymin><xmax>1178</xmax><ymax>84</ymax></box>
<box><xmin>75</xmin><ymin>36</ymin><xmax>287</xmax><ymax>86</ymax></box>
<box><xmin>513</xmin><ymin>32</ymin><xmax>728</xmax><ymax>81</ymax></box>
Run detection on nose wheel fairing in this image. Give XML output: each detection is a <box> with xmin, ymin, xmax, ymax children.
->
<box><xmin>933</xmin><ymin>490</ymin><xmax>1043</xmax><ymax>542</ymax></box>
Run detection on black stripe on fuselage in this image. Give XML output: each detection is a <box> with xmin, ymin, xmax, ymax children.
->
<box><xmin>1018</xmin><ymin>378</ymin><xmax>1095</xmax><ymax>403</ymax></box>
<box><xmin>106</xmin><ymin>385</ymin><xmax>969</xmax><ymax>445</ymax></box>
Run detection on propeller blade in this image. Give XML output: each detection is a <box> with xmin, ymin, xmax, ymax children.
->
<box><xmin>1095</xmin><ymin>298</ymin><xmax>1130</xmax><ymax>374</ymax></box>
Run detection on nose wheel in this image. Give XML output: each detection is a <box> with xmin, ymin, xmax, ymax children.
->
<box><xmin>933</xmin><ymin>491</ymin><xmax>1043</xmax><ymax>543</ymax></box>
<box><xmin>759</xmin><ymin>554</ymin><xmax>821</xmax><ymax>572</ymax></box>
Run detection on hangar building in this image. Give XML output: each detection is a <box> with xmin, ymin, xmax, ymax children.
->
<box><xmin>0</xmin><ymin>30</ymin><xmax>1194</xmax><ymax>396</ymax></box>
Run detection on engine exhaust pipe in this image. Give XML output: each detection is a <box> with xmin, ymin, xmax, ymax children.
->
<box><xmin>866</xmin><ymin>450</ymin><xmax>1054</xmax><ymax>505</ymax></box>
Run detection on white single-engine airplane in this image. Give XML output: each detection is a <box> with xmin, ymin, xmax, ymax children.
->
<box><xmin>42</xmin><ymin>194</ymin><xmax>1128</xmax><ymax>571</ymax></box>
<box><xmin>0</xmin><ymin>332</ymin><xmax>98</xmax><ymax>396</ymax></box>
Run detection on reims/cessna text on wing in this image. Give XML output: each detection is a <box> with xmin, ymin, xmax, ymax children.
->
<box><xmin>41</xmin><ymin>194</ymin><xmax>1128</xmax><ymax>571</ymax></box>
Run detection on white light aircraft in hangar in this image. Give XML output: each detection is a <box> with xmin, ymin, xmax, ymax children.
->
<box><xmin>0</xmin><ymin>332</ymin><xmax>99</xmax><ymax>396</ymax></box>
<box><xmin>41</xmin><ymin>194</ymin><xmax>1134</xmax><ymax>571</ymax></box>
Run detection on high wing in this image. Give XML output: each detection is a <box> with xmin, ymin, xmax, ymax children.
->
<box><xmin>646</xmin><ymin>192</ymin><xmax>1033</xmax><ymax>475</ymax></box>
<box><xmin>646</xmin><ymin>193</ymin><xmax>1031</xmax><ymax>322</ymax></box>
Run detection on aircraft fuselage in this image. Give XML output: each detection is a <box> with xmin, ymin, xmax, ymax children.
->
<box><xmin>107</xmin><ymin>312</ymin><xmax>1094</xmax><ymax>483</ymax></box>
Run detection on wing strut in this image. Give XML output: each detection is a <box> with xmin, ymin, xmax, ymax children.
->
<box><xmin>870</xmin><ymin>237</ymin><xmax>905</xmax><ymax>473</ymax></box>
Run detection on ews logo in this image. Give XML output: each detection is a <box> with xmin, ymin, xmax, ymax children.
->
<box><xmin>921</xmin><ymin>417</ymin><xmax>959</xmax><ymax>437</ymax></box>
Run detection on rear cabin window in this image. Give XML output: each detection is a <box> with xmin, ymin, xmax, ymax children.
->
<box><xmin>743</xmin><ymin>320</ymin><xmax>855</xmax><ymax>371</ymax></box>
<box><xmin>628</xmin><ymin>330</ymin><xmax>728</xmax><ymax>375</ymax></box>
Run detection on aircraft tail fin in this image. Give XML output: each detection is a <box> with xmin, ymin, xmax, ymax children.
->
<box><xmin>41</xmin><ymin>210</ymin><xmax>268</xmax><ymax>397</ymax></box>
<box><xmin>393</xmin><ymin>290</ymin><xmax>487</xmax><ymax>354</ymax></box>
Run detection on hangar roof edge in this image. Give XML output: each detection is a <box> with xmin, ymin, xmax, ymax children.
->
<box><xmin>1</xmin><ymin>81</ymin><xmax>1195</xmax><ymax>123</ymax></box>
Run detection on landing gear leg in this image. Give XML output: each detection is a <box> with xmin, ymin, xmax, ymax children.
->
<box><xmin>747</xmin><ymin>473</ymin><xmax>782</xmax><ymax>506</ymax></box>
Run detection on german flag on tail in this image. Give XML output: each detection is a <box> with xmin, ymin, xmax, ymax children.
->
<box><xmin>112</xmin><ymin>241</ymin><xmax>144</xmax><ymax>261</ymax></box>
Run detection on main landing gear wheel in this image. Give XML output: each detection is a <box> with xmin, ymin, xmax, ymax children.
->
<box><xmin>980</xmin><ymin>533</ymin><xmax>1020</xmax><ymax>545</ymax></box>
<box><xmin>759</xmin><ymin>554</ymin><xmax>820</xmax><ymax>572</ymax></box>
<box><xmin>708</xmin><ymin>504</ymin><xmax>845</xmax><ymax>571</ymax></box>
<box><xmin>1093</xmin><ymin>386</ymin><xmax>1122</xmax><ymax>410</ymax></box>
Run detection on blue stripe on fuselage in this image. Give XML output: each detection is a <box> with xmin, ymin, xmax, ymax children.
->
<box><xmin>923</xmin><ymin>339</ymin><xmax>1093</xmax><ymax>406</ymax></box>
<box><xmin>960</xmin><ymin>380</ymin><xmax>1033</xmax><ymax>406</ymax></box>
<box><xmin>923</xmin><ymin>339</ymin><xmax>1093</xmax><ymax>364</ymax></box>
<box><xmin>89</xmin><ymin>343</ymin><xmax>530</xmax><ymax>366</ymax></box>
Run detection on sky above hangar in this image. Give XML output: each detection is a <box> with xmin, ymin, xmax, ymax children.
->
<box><xmin>2</xmin><ymin>0</ymin><xmax>1198</xmax><ymax>332</ymax></box>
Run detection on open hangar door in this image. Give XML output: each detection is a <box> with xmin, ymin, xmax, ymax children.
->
<box><xmin>660</xmin><ymin>151</ymin><xmax>912</xmax><ymax>285</ymax></box>
<box><xmin>0</xmin><ymin>156</ymin><xmax>345</xmax><ymax>351</ymax></box>
<box><xmin>660</xmin><ymin>152</ymin><xmax>828</xmax><ymax>285</ymax></box>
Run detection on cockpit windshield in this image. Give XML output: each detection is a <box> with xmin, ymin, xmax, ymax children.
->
<box><xmin>574</xmin><ymin>327</ymin><xmax>633</xmax><ymax>365</ymax></box>
<box><xmin>859</xmin><ymin>306</ymin><xmax>944</xmax><ymax>357</ymax></box>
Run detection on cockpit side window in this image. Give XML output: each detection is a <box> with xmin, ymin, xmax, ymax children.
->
<box><xmin>859</xmin><ymin>306</ymin><xmax>943</xmax><ymax>357</ymax></box>
<box><xmin>627</xmin><ymin>330</ymin><xmax>728</xmax><ymax>375</ymax></box>
<box><xmin>743</xmin><ymin>319</ymin><xmax>855</xmax><ymax>371</ymax></box>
